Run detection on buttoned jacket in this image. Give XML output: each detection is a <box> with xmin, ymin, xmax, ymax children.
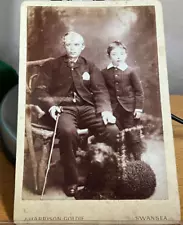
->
<box><xmin>101</xmin><ymin>65</ymin><xmax>144</xmax><ymax>112</ymax></box>
<box><xmin>32</xmin><ymin>55</ymin><xmax>112</xmax><ymax>114</ymax></box>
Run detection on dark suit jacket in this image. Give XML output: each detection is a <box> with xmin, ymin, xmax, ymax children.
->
<box><xmin>101</xmin><ymin>66</ymin><xmax>144</xmax><ymax>112</ymax></box>
<box><xmin>32</xmin><ymin>55</ymin><xmax>112</xmax><ymax>114</ymax></box>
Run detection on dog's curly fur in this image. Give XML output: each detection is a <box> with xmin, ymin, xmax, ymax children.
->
<box><xmin>75</xmin><ymin>140</ymin><xmax>156</xmax><ymax>200</ymax></box>
<box><xmin>75</xmin><ymin>142</ymin><xmax>118</xmax><ymax>200</ymax></box>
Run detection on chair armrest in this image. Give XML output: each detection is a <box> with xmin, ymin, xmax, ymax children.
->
<box><xmin>31</xmin><ymin>126</ymin><xmax>54</xmax><ymax>140</ymax></box>
<box><xmin>28</xmin><ymin>104</ymin><xmax>89</xmax><ymax>137</ymax></box>
<box><xmin>26</xmin><ymin>104</ymin><xmax>45</xmax><ymax>119</ymax></box>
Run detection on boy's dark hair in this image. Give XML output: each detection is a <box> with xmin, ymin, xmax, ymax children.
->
<box><xmin>107</xmin><ymin>41</ymin><xmax>127</xmax><ymax>56</ymax></box>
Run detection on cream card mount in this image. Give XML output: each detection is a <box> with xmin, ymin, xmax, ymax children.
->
<box><xmin>14</xmin><ymin>0</ymin><xmax>180</xmax><ymax>224</ymax></box>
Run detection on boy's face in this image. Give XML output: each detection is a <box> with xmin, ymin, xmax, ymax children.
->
<box><xmin>64</xmin><ymin>34</ymin><xmax>85</xmax><ymax>59</ymax></box>
<box><xmin>109</xmin><ymin>47</ymin><xmax>127</xmax><ymax>66</ymax></box>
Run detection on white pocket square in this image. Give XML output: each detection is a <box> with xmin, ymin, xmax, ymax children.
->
<box><xmin>82</xmin><ymin>72</ymin><xmax>90</xmax><ymax>80</ymax></box>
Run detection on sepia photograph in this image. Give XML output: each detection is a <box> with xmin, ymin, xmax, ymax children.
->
<box><xmin>14</xmin><ymin>1</ymin><xmax>180</xmax><ymax>224</ymax></box>
<box><xmin>23</xmin><ymin>2</ymin><xmax>165</xmax><ymax>201</ymax></box>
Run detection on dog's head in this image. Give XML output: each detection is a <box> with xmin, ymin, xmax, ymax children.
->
<box><xmin>87</xmin><ymin>142</ymin><xmax>117</xmax><ymax>169</ymax></box>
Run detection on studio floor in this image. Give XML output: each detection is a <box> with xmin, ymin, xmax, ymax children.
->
<box><xmin>22</xmin><ymin>138</ymin><xmax>168</xmax><ymax>201</ymax></box>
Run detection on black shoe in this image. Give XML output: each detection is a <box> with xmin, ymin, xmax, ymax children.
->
<box><xmin>65</xmin><ymin>184</ymin><xmax>78</xmax><ymax>197</ymax></box>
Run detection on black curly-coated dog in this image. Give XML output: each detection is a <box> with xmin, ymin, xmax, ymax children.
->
<box><xmin>75</xmin><ymin>139</ymin><xmax>156</xmax><ymax>200</ymax></box>
<box><xmin>75</xmin><ymin>142</ymin><xmax>118</xmax><ymax>200</ymax></box>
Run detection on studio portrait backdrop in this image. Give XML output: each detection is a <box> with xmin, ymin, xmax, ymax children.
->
<box><xmin>23</xmin><ymin>5</ymin><xmax>167</xmax><ymax>201</ymax></box>
<box><xmin>27</xmin><ymin>6</ymin><xmax>160</xmax><ymax>117</ymax></box>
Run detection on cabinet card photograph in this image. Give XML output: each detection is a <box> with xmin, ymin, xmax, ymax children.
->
<box><xmin>14</xmin><ymin>0</ymin><xmax>180</xmax><ymax>224</ymax></box>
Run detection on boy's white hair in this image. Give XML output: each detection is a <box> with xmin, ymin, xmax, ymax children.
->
<box><xmin>62</xmin><ymin>31</ymin><xmax>85</xmax><ymax>44</ymax></box>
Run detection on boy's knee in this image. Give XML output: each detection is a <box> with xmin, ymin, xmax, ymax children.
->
<box><xmin>105</xmin><ymin>124</ymin><xmax>120</xmax><ymax>144</ymax></box>
<box><xmin>106</xmin><ymin>124</ymin><xmax>119</xmax><ymax>136</ymax></box>
<box><xmin>126</xmin><ymin>130</ymin><xmax>140</xmax><ymax>142</ymax></box>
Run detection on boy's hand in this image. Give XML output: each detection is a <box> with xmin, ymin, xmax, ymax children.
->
<box><xmin>134</xmin><ymin>109</ymin><xmax>142</xmax><ymax>119</ymax></box>
<box><xmin>101</xmin><ymin>111</ymin><xmax>116</xmax><ymax>125</ymax></box>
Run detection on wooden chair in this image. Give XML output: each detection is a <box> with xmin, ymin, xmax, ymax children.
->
<box><xmin>25</xmin><ymin>58</ymin><xmax>89</xmax><ymax>195</ymax></box>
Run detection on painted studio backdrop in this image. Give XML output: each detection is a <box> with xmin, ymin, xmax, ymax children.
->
<box><xmin>27</xmin><ymin>6</ymin><xmax>160</xmax><ymax>116</ymax></box>
<box><xmin>23</xmin><ymin>6</ymin><xmax>167</xmax><ymax>200</ymax></box>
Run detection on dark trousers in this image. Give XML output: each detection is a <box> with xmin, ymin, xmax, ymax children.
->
<box><xmin>54</xmin><ymin>105</ymin><xmax>119</xmax><ymax>185</ymax></box>
<box><xmin>113</xmin><ymin>104</ymin><xmax>143</xmax><ymax>160</ymax></box>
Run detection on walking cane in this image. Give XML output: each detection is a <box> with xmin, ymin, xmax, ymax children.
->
<box><xmin>40</xmin><ymin>109</ymin><xmax>62</xmax><ymax>199</ymax></box>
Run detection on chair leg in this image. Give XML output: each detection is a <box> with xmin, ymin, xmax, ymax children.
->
<box><xmin>25</xmin><ymin>109</ymin><xmax>38</xmax><ymax>192</ymax></box>
<box><xmin>37</xmin><ymin>139</ymin><xmax>51</xmax><ymax>195</ymax></box>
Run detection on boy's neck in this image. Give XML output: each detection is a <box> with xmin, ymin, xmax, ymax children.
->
<box><xmin>107</xmin><ymin>62</ymin><xmax>128</xmax><ymax>71</ymax></box>
<box><xmin>68</xmin><ymin>56</ymin><xmax>79</xmax><ymax>63</ymax></box>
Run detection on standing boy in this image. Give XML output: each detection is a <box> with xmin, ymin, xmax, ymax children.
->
<box><xmin>101</xmin><ymin>41</ymin><xmax>144</xmax><ymax>160</ymax></box>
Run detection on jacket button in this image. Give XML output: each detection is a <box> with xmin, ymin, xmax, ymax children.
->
<box><xmin>115</xmin><ymin>74</ymin><xmax>118</xmax><ymax>77</ymax></box>
<box><xmin>117</xmin><ymin>96</ymin><xmax>120</xmax><ymax>99</ymax></box>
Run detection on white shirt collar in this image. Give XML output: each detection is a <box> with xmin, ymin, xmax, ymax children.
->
<box><xmin>107</xmin><ymin>62</ymin><xmax>128</xmax><ymax>71</ymax></box>
<box><xmin>68</xmin><ymin>57</ymin><xmax>78</xmax><ymax>63</ymax></box>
